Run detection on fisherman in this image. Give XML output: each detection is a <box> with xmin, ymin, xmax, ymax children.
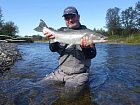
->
<box><xmin>42</xmin><ymin>6</ymin><xmax>96</xmax><ymax>88</ymax></box>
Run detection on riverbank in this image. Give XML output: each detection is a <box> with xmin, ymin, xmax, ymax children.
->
<box><xmin>0</xmin><ymin>35</ymin><xmax>34</xmax><ymax>43</ymax></box>
<box><xmin>107</xmin><ymin>34</ymin><xmax>140</xmax><ymax>45</ymax></box>
<box><xmin>0</xmin><ymin>42</ymin><xmax>21</xmax><ymax>72</ymax></box>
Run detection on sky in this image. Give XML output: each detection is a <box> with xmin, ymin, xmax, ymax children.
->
<box><xmin>0</xmin><ymin>0</ymin><xmax>139</xmax><ymax>36</ymax></box>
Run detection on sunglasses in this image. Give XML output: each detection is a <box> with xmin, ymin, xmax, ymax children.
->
<box><xmin>64</xmin><ymin>14</ymin><xmax>76</xmax><ymax>20</ymax></box>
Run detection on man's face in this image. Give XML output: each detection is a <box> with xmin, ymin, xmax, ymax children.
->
<box><xmin>64</xmin><ymin>14</ymin><xmax>80</xmax><ymax>29</ymax></box>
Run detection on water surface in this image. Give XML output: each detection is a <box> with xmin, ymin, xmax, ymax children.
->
<box><xmin>0</xmin><ymin>42</ymin><xmax>140</xmax><ymax>105</ymax></box>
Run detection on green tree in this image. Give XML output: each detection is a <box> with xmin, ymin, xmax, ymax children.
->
<box><xmin>121</xmin><ymin>7</ymin><xmax>137</xmax><ymax>35</ymax></box>
<box><xmin>32</xmin><ymin>35</ymin><xmax>43</xmax><ymax>41</ymax></box>
<box><xmin>106</xmin><ymin>7</ymin><xmax>122</xmax><ymax>36</ymax></box>
<box><xmin>0</xmin><ymin>8</ymin><xmax>4</xmax><ymax>34</ymax></box>
<box><xmin>2</xmin><ymin>21</ymin><xmax>19</xmax><ymax>37</ymax></box>
<box><xmin>93</xmin><ymin>28</ymin><xmax>108</xmax><ymax>36</ymax></box>
<box><xmin>135</xmin><ymin>1</ymin><xmax>140</xmax><ymax>30</ymax></box>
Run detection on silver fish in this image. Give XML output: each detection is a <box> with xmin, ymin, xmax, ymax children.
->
<box><xmin>34</xmin><ymin>19</ymin><xmax>107</xmax><ymax>44</ymax></box>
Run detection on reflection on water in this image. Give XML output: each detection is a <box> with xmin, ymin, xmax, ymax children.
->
<box><xmin>0</xmin><ymin>43</ymin><xmax>140</xmax><ymax>105</ymax></box>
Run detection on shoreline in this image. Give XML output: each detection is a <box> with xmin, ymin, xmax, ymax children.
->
<box><xmin>34</xmin><ymin>41</ymin><xmax>140</xmax><ymax>45</ymax></box>
<box><xmin>0</xmin><ymin>42</ymin><xmax>22</xmax><ymax>72</ymax></box>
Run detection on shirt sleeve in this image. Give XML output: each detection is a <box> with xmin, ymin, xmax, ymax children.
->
<box><xmin>49</xmin><ymin>42</ymin><xmax>60</xmax><ymax>52</ymax></box>
<box><xmin>49</xmin><ymin>42</ymin><xmax>68</xmax><ymax>57</ymax></box>
<box><xmin>82</xmin><ymin>44</ymin><xmax>97</xmax><ymax>59</ymax></box>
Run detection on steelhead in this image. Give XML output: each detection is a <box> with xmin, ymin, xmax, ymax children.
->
<box><xmin>34</xmin><ymin>19</ymin><xmax>107</xmax><ymax>44</ymax></box>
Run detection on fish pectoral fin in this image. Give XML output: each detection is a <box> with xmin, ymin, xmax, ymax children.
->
<box><xmin>83</xmin><ymin>33</ymin><xmax>89</xmax><ymax>36</ymax></box>
<box><xmin>66</xmin><ymin>44</ymin><xmax>73</xmax><ymax>49</ymax></box>
<box><xmin>82</xmin><ymin>33</ymin><xmax>90</xmax><ymax>39</ymax></box>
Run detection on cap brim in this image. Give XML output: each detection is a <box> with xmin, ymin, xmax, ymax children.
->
<box><xmin>62</xmin><ymin>13</ymin><xmax>77</xmax><ymax>17</ymax></box>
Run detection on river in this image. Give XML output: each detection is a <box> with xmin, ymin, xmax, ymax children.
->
<box><xmin>0</xmin><ymin>42</ymin><xmax>140</xmax><ymax>105</ymax></box>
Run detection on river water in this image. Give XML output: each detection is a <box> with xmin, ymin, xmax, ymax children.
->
<box><xmin>0</xmin><ymin>42</ymin><xmax>140</xmax><ymax>105</ymax></box>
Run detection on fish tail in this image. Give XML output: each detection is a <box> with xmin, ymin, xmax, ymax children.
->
<box><xmin>34</xmin><ymin>19</ymin><xmax>48</xmax><ymax>32</ymax></box>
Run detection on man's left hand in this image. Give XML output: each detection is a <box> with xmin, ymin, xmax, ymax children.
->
<box><xmin>80</xmin><ymin>36</ymin><xmax>94</xmax><ymax>48</ymax></box>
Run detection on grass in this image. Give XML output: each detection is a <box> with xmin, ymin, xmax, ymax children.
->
<box><xmin>107</xmin><ymin>34</ymin><xmax>140</xmax><ymax>44</ymax></box>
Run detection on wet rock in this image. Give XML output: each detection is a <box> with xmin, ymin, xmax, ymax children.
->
<box><xmin>0</xmin><ymin>42</ymin><xmax>21</xmax><ymax>72</ymax></box>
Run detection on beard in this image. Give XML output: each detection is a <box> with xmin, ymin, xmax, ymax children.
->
<box><xmin>67</xmin><ymin>22</ymin><xmax>79</xmax><ymax>29</ymax></box>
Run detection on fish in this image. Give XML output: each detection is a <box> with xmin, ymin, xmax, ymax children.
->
<box><xmin>34</xmin><ymin>19</ymin><xmax>107</xmax><ymax>44</ymax></box>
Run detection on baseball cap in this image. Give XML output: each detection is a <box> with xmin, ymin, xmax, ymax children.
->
<box><xmin>62</xmin><ymin>6</ymin><xmax>78</xmax><ymax>17</ymax></box>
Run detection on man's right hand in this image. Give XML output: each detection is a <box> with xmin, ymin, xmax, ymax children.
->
<box><xmin>43</xmin><ymin>28</ymin><xmax>55</xmax><ymax>39</ymax></box>
<box><xmin>44</xmin><ymin>32</ymin><xmax>55</xmax><ymax>39</ymax></box>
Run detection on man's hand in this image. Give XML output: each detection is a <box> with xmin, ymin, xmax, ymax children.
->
<box><xmin>43</xmin><ymin>27</ymin><xmax>55</xmax><ymax>39</ymax></box>
<box><xmin>80</xmin><ymin>35</ymin><xmax>94</xmax><ymax>48</ymax></box>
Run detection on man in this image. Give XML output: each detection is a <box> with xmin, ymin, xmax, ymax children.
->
<box><xmin>43</xmin><ymin>6</ymin><xmax>96</xmax><ymax>88</ymax></box>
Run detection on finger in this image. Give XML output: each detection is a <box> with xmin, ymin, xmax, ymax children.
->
<box><xmin>44</xmin><ymin>32</ymin><xmax>48</xmax><ymax>35</ymax></box>
<box><xmin>81</xmin><ymin>38</ymin><xmax>84</xmax><ymax>46</ymax></box>
<box><xmin>82</xmin><ymin>37</ymin><xmax>86</xmax><ymax>45</ymax></box>
<box><xmin>82</xmin><ymin>36</ymin><xmax>86</xmax><ymax>43</ymax></box>
<box><xmin>82</xmin><ymin>36</ymin><xmax>89</xmax><ymax>46</ymax></box>
<box><xmin>44</xmin><ymin>33</ymin><xmax>53</xmax><ymax>38</ymax></box>
<box><xmin>49</xmin><ymin>35</ymin><xmax>55</xmax><ymax>39</ymax></box>
<box><xmin>80</xmin><ymin>38</ymin><xmax>85</xmax><ymax>47</ymax></box>
<box><xmin>85</xmin><ymin>36</ymin><xmax>88</xmax><ymax>41</ymax></box>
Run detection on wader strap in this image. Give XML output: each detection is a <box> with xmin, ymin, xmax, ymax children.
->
<box><xmin>55</xmin><ymin>44</ymin><xmax>69</xmax><ymax>70</ymax></box>
<box><xmin>59</xmin><ymin>44</ymin><xmax>68</xmax><ymax>57</ymax></box>
<box><xmin>55</xmin><ymin>54</ymin><xmax>70</xmax><ymax>70</ymax></box>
